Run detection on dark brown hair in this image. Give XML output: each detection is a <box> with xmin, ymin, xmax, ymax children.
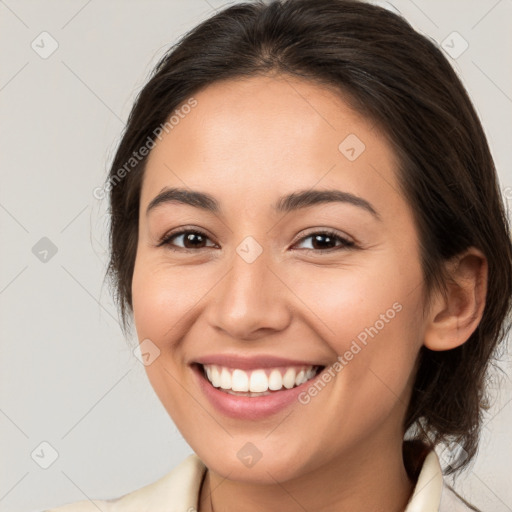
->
<box><xmin>104</xmin><ymin>0</ymin><xmax>512</xmax><ymax>481</ymax></box>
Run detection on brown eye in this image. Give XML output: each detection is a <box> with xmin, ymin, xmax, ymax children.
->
<box><xmin>159</xmin><ymin>229</ymin><xmax>216</xmax><ymax>251</ymax></box>
<box><xmin>158</xmin><ymin>228</ymin><xmax>356</xmax><ymax>254</ymax></box>
<box><xmin>293</xmin><ymin>230</ymin><xmax>355</xmax><ymax>252</ymax></box>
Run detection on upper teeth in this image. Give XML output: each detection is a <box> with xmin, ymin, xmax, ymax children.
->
<box><xmin>202</xmin><ymin>364</ymin><xmax>319</xmax><ymax>392</ymax></box>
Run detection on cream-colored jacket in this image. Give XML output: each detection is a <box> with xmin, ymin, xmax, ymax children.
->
<box><xmin>45</xmin><ymin>451</ymin><xmax>473</xmax><ymax>511</ymax></box>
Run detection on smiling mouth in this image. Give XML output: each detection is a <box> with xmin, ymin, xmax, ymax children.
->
<box><xmin>195</xmin><ymin>363</ymin><xmax>325</xmax><ymax>397</ymax></box>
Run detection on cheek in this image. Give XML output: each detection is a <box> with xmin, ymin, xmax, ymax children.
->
<box><xmin>131</xmin><ymin>259</ymin><xmax>206</xmax><ymax>342</ymax></box>
<box><xmin>289</xmin><ymin>254</ymin><xmax>423</xmax><ymax>391</ymax></box>
<box><xmin>289</xmin><ymin>257</ymin><xmax>412</xmax><ymax>344</ymax></box>
<box><xmin>131</xmin><ymin>260</ymin><xmax>201</xmax><ymax>423</ymax></box>
<box><xmin>293</xmin><ymin>267</ymin><xmax>423</xmax><ymax>455</ymax></box>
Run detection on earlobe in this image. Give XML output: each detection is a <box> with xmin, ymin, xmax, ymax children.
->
<box><xmin>423</xmin><ymin>248</ymin><xmax>488</xmax><ymax>352</ymax></box>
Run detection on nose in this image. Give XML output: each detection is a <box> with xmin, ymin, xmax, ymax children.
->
<box><xmin>206</xmin><ymin>241</ymin><xmax>292</xmax><ymax>341</ymax></box>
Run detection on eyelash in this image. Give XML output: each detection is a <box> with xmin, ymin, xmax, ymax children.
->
<box><xmin>157</xmin><ymin>228</ymin><xmax>356</xmax><ymax>254</ymax></box>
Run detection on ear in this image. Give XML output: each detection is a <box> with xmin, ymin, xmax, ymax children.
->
<box><xmin>423</xmin><ymin>247</ymin><xmax>488</xmax><ymax>351</ymax></box>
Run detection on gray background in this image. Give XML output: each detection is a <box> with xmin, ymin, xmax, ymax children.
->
<box><xmin>1</xmin><ymin>0</ymin><xmax>511</xmax><ymax>510</ymax></box>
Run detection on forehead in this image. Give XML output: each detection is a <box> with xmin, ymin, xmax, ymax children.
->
<box><xmin>141</xmin><ymin>74</ymin><xmax>403</xmax><ymax>218</ymax></box>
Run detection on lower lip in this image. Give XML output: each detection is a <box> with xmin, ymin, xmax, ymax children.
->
<box><xmin>192</xmin><ymin>364</ymin><xmax>322</xmax><ymax>420</ymax></box>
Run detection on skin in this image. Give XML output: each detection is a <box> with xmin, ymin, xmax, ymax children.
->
<box><xmin>131</xmin><ymin>74</ymin><xmax>487</xmax><ymax>512</ymax></box>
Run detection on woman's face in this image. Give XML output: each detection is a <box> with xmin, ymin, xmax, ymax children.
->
<box><xmin>132</xmin><ymin>74</ymin><xmax>428</xmax><ymax>482</ymax></box>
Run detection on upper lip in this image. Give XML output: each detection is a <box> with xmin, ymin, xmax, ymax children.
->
<box><xmin>192</xmin><ymin>354</ymin><xmax>326</xmax><ymax>370</ymax></box>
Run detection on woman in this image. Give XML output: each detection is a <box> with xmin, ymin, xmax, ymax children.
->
<box><xmin>47</xmin><ymin>0</ymin><xmax>512</xmax><ymax>510</ymax></box>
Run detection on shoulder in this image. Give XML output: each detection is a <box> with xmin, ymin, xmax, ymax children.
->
<box><xmin>45</xmin><ymin>453</ymin><xmax>207</xmax><ymax>512</ymax></box>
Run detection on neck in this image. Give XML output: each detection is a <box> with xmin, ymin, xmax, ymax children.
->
<box><xmin>199</xmin><ymin>434</ymin><xmax>416</xmax><ymax>512</ymax></box>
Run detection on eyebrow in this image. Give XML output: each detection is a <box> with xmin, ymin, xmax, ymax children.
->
<box><xmin>146</xmin><ymin>186</ymin><xmax>381</xmax><ymax>221</ymax></box>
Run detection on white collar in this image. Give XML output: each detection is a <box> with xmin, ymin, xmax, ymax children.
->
<box><xmin>54</xmin><ymin>450</ymin><xmax>445</xmax><ymax>511</ymax></box>
<box><xmin>117</xmin><ymin>450</ymin><xmax>443</xmax><ymax>511</ymax></box>
<box><xmin>404</xmin><ymin>450</ymin><xmax>444</xmax><ymax>511</ymax></box>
